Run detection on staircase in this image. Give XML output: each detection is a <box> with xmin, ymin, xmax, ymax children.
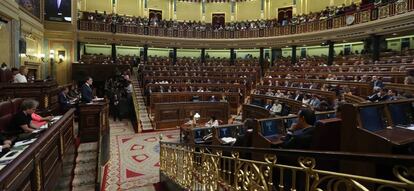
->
<box><xmin>131</xmin><ymin>77</ymin><xmax>154</xmax><ymax>132</ymax></box>
<box><xmin>71</xmin><ymin>142</ymin><xmax>98</xmax><ymax>191</ymax></box>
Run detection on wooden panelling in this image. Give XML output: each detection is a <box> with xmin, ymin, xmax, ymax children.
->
<box><xmin>154</xmin><ymin>101</ymin><xmax>230</xmax><ymax>129</ymax></box>
<box><xmin>0</xmin><ymin>109</ymin><xmax>75</xmax><ymax>191</ymax></box>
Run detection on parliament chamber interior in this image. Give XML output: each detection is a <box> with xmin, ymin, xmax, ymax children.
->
<box><xmin>0</xmin><ymin>0</ymin><xmax>414</xmax><ymax>190</ymax></box>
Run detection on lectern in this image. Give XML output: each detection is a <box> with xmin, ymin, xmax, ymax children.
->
<box><xmin>78</xmin><ymin>100</ymin><xmax>110</xmax><ymax>189</ymax></box>
<box><xmin>78</xmin><ymin>100</ymin><xmax>109</xmax><ymax>143</ymax></box>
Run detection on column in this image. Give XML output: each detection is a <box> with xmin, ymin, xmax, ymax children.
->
<box><xmin>143</xmin><ymin>45</ymin><xmax>148</xmax><ymax>62</ymax></box>
<box><xmin>77</xmin><ymin>41</ymin><xmax>81</xmax><ymax>61</ymax></box>
<box><xmin>259</xmin><ymin>48</ymin><xmax>264</xmax><ymax>77</ymax></box>
<box><xmin>201</xmin><ymin>48</ymin><xmax>206</xmax><ymax>63</ymax></box>
<box><xmin>271</xmin><ymin>48</ymin><xmax>282</xmax><ymax>66</ymax></box>
<box><xmin>173</xmin><ymin>48</ymin><xmax>177</xmax><ymax>65</ymax></box>
<box><xmin>111</xmin><ymin>43</ymin><xmax>117</xmax><ymax>62</ymax></box>
<box><xmin>230</xmin><ymin>48</ymin><xmax>235</xmax><ymax>65</ymax></box>
<box><xmin>371</xmin><ymin>35</ymin><xmax>381</xmax><ymax>61</ymax></box>
<box><xmin>327</xmin><ymin>40</ymin><xmax>335</xmax><ymax>66</ymax></box>
<box><xmin>291</xmin><ymin>45</ymin><xmax>297</xmax><ymax>65</ymax></box>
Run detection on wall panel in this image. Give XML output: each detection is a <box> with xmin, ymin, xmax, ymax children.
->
<box><xmin>205</xmin><ymin>3</ymin><xmax>231</xmax><ymax>23</ymax></box>
<box><xmin>176</xmin><ymin>2</ymin><xmax>201</xmax><ymax>21</ymax></box>
<box><xmin>117</xmin><ymin>0</ymin><xmax>140</xmax><ymax>16</ymax></box>
<box><xmin>85</xmin><ymin>0</ymin><xmax>112</xmax><ymax>13</ymax></box>
<box><xmin>237</xmin><ymin>1</ymin><xmax>262</xmax><ymax>21</ymax></box>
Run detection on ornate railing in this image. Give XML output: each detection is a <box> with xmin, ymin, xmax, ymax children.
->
<box><xmin>160</xmin><ymin>142</ymin><xmax>414</xmax><ymax>190</ymax></box>
<box><xmin>79</xmin><ymin>0</ymin><xmax>414</xmax><ymax>39</ymax></box>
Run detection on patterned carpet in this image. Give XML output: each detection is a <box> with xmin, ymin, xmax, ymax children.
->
<box><xmin>103</xmin><ymin>119</ymin><xmax>180</xmax><ymax>191</ymax></box>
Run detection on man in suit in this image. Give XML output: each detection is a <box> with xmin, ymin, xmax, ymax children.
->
<box><xmin>281</xmin><ymin>109</ymin><xmax>316</xmax><ymax>149</ymax></box>
<box><xmin>59</xmin><ymin>87</ymin><xmax>72</xmax><ymax>111</ymax></box>
<box><xmin>81</xmin><ymin>77</ymin><xmax>94</xmax><ymax>103</ymax></box>
<box><xmin>46</xmin><ymin>0</ymin><xmax>71</xmax><ymax>21</ymax></box>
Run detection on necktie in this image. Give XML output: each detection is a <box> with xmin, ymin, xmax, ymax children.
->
<box><xmin>57</xmin><ymin>0</ymin><xmax>61</xmax><ymax>9</ymax></box>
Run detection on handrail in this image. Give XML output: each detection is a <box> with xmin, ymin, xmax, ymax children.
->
<box><xmin>78</xmin><ymin>0</ymin><xmax>414</xmax><ymax>39</ymax></box>
<box><xmin>131</xmin><ymin>77</ymin><xmax>142</xmax><ymax>133</ymax></box>
<box><xmin>160</xmin><ymin>141</ymin><xmax>414</xmax><ymax>164</ymax></box>
<box><xmin>160</xmin><ymin>141</ymin><xmax>414</xmax><ymax>190</ymax></box>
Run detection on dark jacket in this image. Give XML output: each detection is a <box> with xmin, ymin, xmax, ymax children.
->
<box><xmin>58</xmin><ymin>92</ymin><xmax>70</xmax><ymax>110</ymax></box>
<box><xmin>282</xmin><ymin>126</ymin><xmax>315</xmax><ymax>149</ymax></box>
<box><xmin>81</xmin><ymin>83</ymin><xmax>93</xmax><ymax>103</ymax></box>
<box><xmin>46</xmin><ymin>0</ymin><xmax>71</xmax><ymax>21</ymax></box>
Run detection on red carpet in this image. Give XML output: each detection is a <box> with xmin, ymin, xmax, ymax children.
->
<box><xmin>102</xmin><ymin>120</ymin><xmax>179</xmax><ymax>191</ymax></box>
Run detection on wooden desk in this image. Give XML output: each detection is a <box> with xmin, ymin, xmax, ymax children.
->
<box><xmin>154</xmin><ymin>101</ymin><xmax>229</xmax><ymax>130</ymax></box>
<box><xmin>242</xmin><ymin>104</ymin><xmax>271</xmax><ymax>121</ymax></box>
<box><xmin>0</xmin><ymin>109</ymin><xmax>75</xmax><ymax>191</ymax></box>
<box><xmin>373</xmin><ymin>128</ymin><xmax>414</xmax><ymax>146</ymax></box>
<box><xmin>78</xmin><ymin>100</ymin><xmax>109</xmax><ymax>143</ymax></box>
<box><xmin>0</xmin><ymin>81</ymin><xmax>60</xmax><ymax>113</ymax></box>
<box><xmin>72</xmin><ymin>63</ymin><xmax>131</xmax><ymax>82</ymax></box>
<box><xmin>150</xmin><ymin>92</ymin><xmax>241</xmax><ymax>114</ymax></box>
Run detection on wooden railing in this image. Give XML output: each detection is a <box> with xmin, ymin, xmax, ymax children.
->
<box><xmin>78</xmin><ymin>0</ymin><xmax>414</xmax><ymax>39</ymax></box>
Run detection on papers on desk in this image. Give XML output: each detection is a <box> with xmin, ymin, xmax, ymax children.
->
<box><xmin>221</xmin><ymin>137</ymin><xmax>237</xmax><ymax>144</ymax></box>
<box><xmin>0</xmin><ymin>164</ymin><xmax>5</xmax><ymax>171</ymax></box>
<box><xmin>0</xmin><ymin>150</ymin><xmax>24</xmax><ymax>163</ymax></box>
<box><xmin>14</xmin><ymin>138</ymin><xmax>37</xmax><ymax>147</ymax></box>
<box><xmin>39</xmin><ymin>124</ymin><xmax>48</xmax><ymax>129</ymax></box>
<box><xmin>396</xmin><ymin>124</ymin><xmax>414</xmax><ymax>131</ymax></box>
<box><xmin>51</xmin><ymin>115</ymin><xmax>62</xmax><ymax>121</ymax></box>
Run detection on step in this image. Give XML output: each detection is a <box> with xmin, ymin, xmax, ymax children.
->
<box><xmin>72</xmin><ymin>184</ymin><xmax>96</xmax><ymax>191</ymax></box>
<box><xmin>74</xmin><ymin>162</ymin><xmax>97</xmax><ymax>175</ymax></box>
<box><xmin>76</xmin><ymin>152</ymin><xmax>98</xmax><ymax>163</ymax></box>
<box><xmin>72</xmin><ymin>173</ymin><xmax>96</xmax><ymax>187</ymax></box>
<box><xmin>78</xmin><ymin>142</ymin><xmax>98</xmax><ymax>153</ymax></box>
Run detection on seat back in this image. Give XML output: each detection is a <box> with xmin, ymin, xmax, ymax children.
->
<box><xmin>0</xmin><ymin>100</ymin><xmax>15</xmax><ymax>133</ymax></box>
<box><xmin>260</xmin><ymin>119</ymin><xmax>280</xmax><ymax>137</ymax></box>
<box><xmin>311</xmin><ymin>118</ymin><xmax>342</xmax><ymax>151</ymax></box>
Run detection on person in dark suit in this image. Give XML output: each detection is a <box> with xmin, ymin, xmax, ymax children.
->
<box><xmin>281</xmin><ymin>108</ymin><xmax>316</xmax><ymax>149</ymax></box>
<box><xmin>81</xmin><ymin>76</ymin><xmax>94</xmax><ymax>103</ymax></box>
<box><xmin>58</xmin><ymin>87</ymin><xmax>72</xmax><ymax>111</ymax></box>
<box><xmin>46</xmin><ymin>0</ymin><xmax>71</xmax><ymax>21</ymax></box>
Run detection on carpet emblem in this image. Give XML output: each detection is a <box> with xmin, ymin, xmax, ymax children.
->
<box><xmin>144</xmin><ymin>137</ymin><xmax>158</xmax><ymax>142</ymax></box>
<box><xmin>132</xmin><ymin>154</ymin><xmax>149</xmax><ymax>163</ymax></box>
<box><xmin>130</xmin><ymin>144</ymin><xmax>144</xmax><ymax>151</ymax></box>
<box><xmin>103</xmin><ymin>120</ymin><xmax>180</xmax><ymax>190</ymax></box>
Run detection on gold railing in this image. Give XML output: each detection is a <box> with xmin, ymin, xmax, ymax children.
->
<box><xmin>78</xmin><ymin>0</ymin><xmax>414</xmax><ymax>39</ymax></box>
<box><xmin>131</xmin><ymin>77</ymin><xmax>142</xmax><ymax>132</ymax></box>
<box><xmin>160</xmin><ymin>142</ymin><xmax>414</xmax><ymax>191</ymax></box>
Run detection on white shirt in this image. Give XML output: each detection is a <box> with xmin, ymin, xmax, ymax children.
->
<box><xmin>14</xmin><ymin>73</ymin><xmax>27</xmax><ymax>83</ymax></box>
<box><xmin>270</xmin><ymin>104</ymin><xmax>282</xmax><ymax>113</ymax></box>
<box><xmin>57</xmin><ymin>0</ymin><xmax>62</xmax><ymax>9</ymax></box>
<box><xmin>205</xmin><ymin>120</ymin><xmax>219</xmax><ymax>127</ymax></box>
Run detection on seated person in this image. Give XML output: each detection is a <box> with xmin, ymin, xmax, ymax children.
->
<box><xmin>59</xmin><ymin>87</ymin><xmax>75</xmax><ymax>111</ymax></box>
<box><xmin>264</xmin><ymin>100</ymin><xmax>273</xmax><ymax>110</ymax></box>
<box><xmin>209</xmin><ymin>95</ymin><xmax>217</xmax><ymax>102</ymax></box>
<box><xmin>281</xmin><ymin>108</ymin><xmax>316</xmax><ymax>149</ymax></box>
<box><xmin>6</xmin><ymin>99</ymin><xmax>42</xmax><ymax>138</ymax></box>
<box><xmin>270</xmin><ymin>101</ymin><xmax>283</xmax><ymax>115</ymax></box>
<box><xmin>205</xmin><ymin>116</ymin><xmax>219</xmax><ymax>127</ymax></box>
<box><xmin>31</xmin><ymin>113</ymin><xmax>53</xmax><ymax>127</ymax></box>
<box><xmin>367</xmin><ymin>88</ymin><xmax>389</xmax><ymax>102</ymax></box>
<box><xmin>0</xmin><ymin>134</ymin><xmax>12</xmax><ymax>153</ymax></box>
<box><xmin>13</xmin><ymin>66</ymin><xmax>28</xmax><ymax>83</ymax></box>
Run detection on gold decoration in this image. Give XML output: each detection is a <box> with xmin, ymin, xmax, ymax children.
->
<box><xmin>159</xmin><ymin>143</ymin><xmax>414</xmax><ymax>191</ymax></box>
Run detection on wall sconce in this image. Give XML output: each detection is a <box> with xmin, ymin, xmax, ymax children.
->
<box><xmin>39</xmin><ymin>53</ymin><xmax>45</xmax><ymax>62</ymax></box>
<box><xmin>49</xmin><ymin>50</ymin><xmax>55</xmax><ymax>60</ymax></box>
<box><xmin>58</xmin><ymin>54</ymin><xmax>65</xmax><ymax>64</ymax></box>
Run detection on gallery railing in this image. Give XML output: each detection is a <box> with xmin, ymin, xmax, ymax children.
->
<box><xmin>78</xmin><ymin>0</ymin><xmax>414</xmax><ymax>39</ymax></box>
<box><xmin>159</xmin><ymin>142</ymin><xmax>414</xmax><ymax>191</ymax></box>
